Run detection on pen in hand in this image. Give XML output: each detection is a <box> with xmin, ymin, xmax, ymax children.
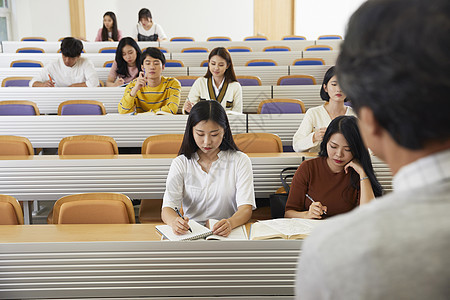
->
<box><xmin>305</xmin><ymin>193</ymin><xmax>327</xmax><ymax>215</ymax></box>
<box><xmin>174</xmin><ymin>207</ymin><xmax>192</xmax><ymax>232</ymax></box>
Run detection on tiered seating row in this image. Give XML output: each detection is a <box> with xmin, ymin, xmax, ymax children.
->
<box><xmin>1</xmin><ymin>40</ymin><xmax>342</xmax><ymax>53</ymax></box>
<box><xmin>0</xmin><ymin>85</ymin><xmax>324</xmax><ymax>114</ymax></box>
<box><xmin>0</xmin><ymin>51</ymin><xmax>339</xmax><ymax>68</ymax></box>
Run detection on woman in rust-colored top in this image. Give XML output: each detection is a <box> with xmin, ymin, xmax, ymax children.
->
<box><xmin>285</xmin><ymin>116</ymin><xmax>383</xmax><ymax>219</ymax></box>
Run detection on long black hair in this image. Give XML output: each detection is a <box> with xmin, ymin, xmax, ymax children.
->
<box><xmin>204</xmin><ymin>47</ymin><xmax>238</xmax><ymax>83</ymax></box>
<box><xmin>319</xmin><ymin>116</ymin><xmax>383</xmax><ymax>197</ymax></box>
<box><xmin>178</xmin><ymin>100</ymin><xmax>239</xmax><ymax>158</ymax></box>
<box><xmin>101</xmin><ymin>11</ymin><xmax>119</xmax><ymax>41</ymax></box>
<box><xmin>115</xmin><ymin>37</ymin><xmax>141</xmax><ymax>78</ymax></box>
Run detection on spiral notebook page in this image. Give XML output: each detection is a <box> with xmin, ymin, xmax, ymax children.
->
<box><xmin>206</xmin><ymin>219</ymin><xmax>248</xmax><ymax>240</ymax></box>
<box><xmin>156</xmin><ymin>220</ymin><xmax>213</xmax><ymax>241</ymax></box>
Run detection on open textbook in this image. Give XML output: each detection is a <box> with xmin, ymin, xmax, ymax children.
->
<box><xmin>156</xmin><ymin>219</ymin><xmax>248</xmax><ymax>241</ymax></box>
<box><xmin>249</xmin><ymin>218</ymin><xmax>323</xmax><ymax>240</ymax></box>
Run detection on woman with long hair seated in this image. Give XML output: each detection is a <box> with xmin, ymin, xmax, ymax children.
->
<box><xmin>106</xmin><ymin>37</ymin><xmax>141</xmax><ymax>87</ymax></box>
<box><xmin>162</xmin><ymin>100</ymin><xmax>255</xmax><ymax>236</ymax></box>
<box><xmin>183</xmin><ymin>47</ymin><xmax>243</xmax><ymax>114</ymax></box>
<box><xmin>285</xmin><ymin>115</ymin><xmax>383</xmax><ymax>219</ymax></box>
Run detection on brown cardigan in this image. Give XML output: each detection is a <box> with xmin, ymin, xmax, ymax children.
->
<box><xmin>285</xmin><ymin>156</ymin><xmax>359</xmax><ymax>217</ymax></box>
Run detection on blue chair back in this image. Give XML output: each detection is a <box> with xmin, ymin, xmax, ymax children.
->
<box><xmin>21</xmin><ymin>37</ymin><xmax>46</xmax><ymax>41</ymax></box>
<box><xmin>182</xmin><ymin>48</ymin><xmax>208</xmax><ymax>53</ymax></box>
<box><xmin>60</xmin><ymin>104</ymin><xmax>104</xmax><ymax>115</ymax></box>
<box><xmin>104</xmin><ymin>62</ymin><xmax>113</xmax><ymax>68</ymax></box>
<box><xmin>247</xmin><ymin>61</ymin><xmax>277</xmax><ymax>67</ymax></box>
<box><xmin>11</xmin><ymin>61</ymin><xmax>43</xmax><ymax>68</ymax></box>
<box><xmin>99</xmin><ymin>48</ymin><xmax>116</xmax><ymax>53</ymax></box>
<box><xmin>282</xmin><ymin>36</ymin><xmax>306</xmax><ymax>40</ymax></box>
<box><xmin>318</xmin><ymin>36</ymin><xmax>342</xmax><ymax>40</ymax></box>
<box><xmin>171</xmin><ymin>37</ymin><xmax>194</xmax><ymax>42</ymax></box>
<box><xmin>278</xmin><ymin>77</ymin><xmax>315</xmax><ymax>85</ymax></box>
<box><xmin>260</xmin><ymin>102</ymin><xmax>304</xmax><ymax>114</ymax></box>
<box><xmin>244</xmin><ymin>37</ymin><xmax>268</xmax><ymax>41</ymax></box>
<box><xmin>201</xmin><ymin>61</ymin><xmax>208</xmax><ymax>67</ymax></box>
<box><xmin>264</xmin><ymin>47</ymin><xmax>290</xmax><ymax>52</ymax></box>
<box><xmin>2</xmin><ymin>78</ymin><xmax>31</xmax><ymax>87</ymax></box>
<box><xmin>293</xmin><ymin>59</ymin><xmax>325</xmax><ymax>66</ymax></box>
<box><xmin>227</xmin><ymin>48</ymin><xmax>251</xmax><ymax>53</ymax></box>
<box><xmin>165</xmin><ymin>61</ymin><xmax>184</xmax><ymax>67</ymax></box>
<box><xmin>207</xmin><ymin>37</ymin><xmax>231</xmax><ymax>42</ymax></box>
<box><xmin>0</xmin><ymin>104</ymin><xmax>38</xmax><ymax>115</ymax></box>
<box><xmin>16</xmin><ymin>48</ymin><xmax>44</xmax><ymax>53</ymax></box>
<box><xmin>305</xmin><ymin>46</ymin><xmax>332</xmax><ymax>51</ymax></box>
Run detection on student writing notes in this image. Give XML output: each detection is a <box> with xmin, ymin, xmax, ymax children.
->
<box><xmin>285</xmin><ymin>116</ymin><xmax>382</xmax><ymax>219</ymax></box>
<box><xmin>297</xmin><ymin>1</ymin><xmax>450</xmax><ymax>298</ymax></box>
<box><xmin>106</xmin><ymin>37</ymin><xmax>141</xmax><ymax>87</ymax></box>
<box><xmin>118</xmin><ymin>47</ymin><xmax>180</xmax><ymax>114</ymax></box>
<box><xmin>30</xmin><ymin>37</ymin><xmax>99</xmax><ymax>87</ymax></box>
<box><xmin>161</xmin><ymin>100</ymin><xmax>255</xmax><ymax>237</ymax></box>
<box><xmin>183</xmin><ymin>47</ymin><xmax>243</xmax><ymax>114</ymax></box>
<box><xmin>292</xmin><ymin>66</ymin><xmax>355</xmax><ymax>152</ymax></box>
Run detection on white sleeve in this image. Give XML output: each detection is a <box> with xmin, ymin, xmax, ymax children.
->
<box><xmin>155</xmin><ymin>23</ymin><xmax>167</xmax><ymax>40</ymax></box>
<box><xmin>29</xmin><ymin>65</ymin><xmax>50</xmax><ymax>87</ymax></box>
<box><xmin>83</xmin><ymin>59</ymin><xmax>99</xmax><ymax>87</ymax></box>
<box><xmin>162</xmin><ymin>157</ymin><xmax>185</xmax><ymax>210</ymax></box>
<box><xmin>292</xmin><ymin>110</ymin><xmax>318</xmax><ymax>152</ymax></box>
<box><xmin>231</xmin><ymin>82</ymin><xmax>243</xmax><ymax>113</ymax></box>
<box><xmin>186</xmin><ymin>78</ymin><xmax>202</xmax><ymax>104</ymax></box>
<box><xmin>235</xmin><ymin>153</ymin><xmax>256</xmax><ymax>209</ymax></box>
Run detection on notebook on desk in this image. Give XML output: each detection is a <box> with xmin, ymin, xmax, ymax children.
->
<box><xmin>156</xmin><ymin>219</ymin><xmax>248</xmax><ymax>241</ymax></box>
<box><xmin>249</xmin><ymin>218</ymin><xmax>323</xmax><ymax>240</ymax></box>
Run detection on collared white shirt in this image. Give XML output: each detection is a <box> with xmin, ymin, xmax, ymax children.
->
<box><xmin>162</xmin><ymin>150</ymin><xmax>256</xmax><ymax>224</ymax></box>
<box><xmin>212</xmin><ymin>78</ymin><xmax>225</xmax><ymax>98</ymax></box>
<box><xmin>30</xmin><ymin>56</ymin><xmax>99</xmax><ymax>87</ymax></box>
<box><xmin>393</xmin><ymin>149</ymin><xmax>450</xmax><ymax>192</ymax></box>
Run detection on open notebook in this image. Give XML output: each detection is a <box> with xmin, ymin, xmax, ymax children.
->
<box><xmin>249</xmin><ymin>218</ymin><xmax>323</xmax><ymax>240</ymax></box>
<box><xmin>156</xmin><ymin>219</ymin><xmax>248</xmax><ymax>241</ymax></box>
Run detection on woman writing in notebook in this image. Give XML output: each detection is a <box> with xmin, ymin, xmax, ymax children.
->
<box><xmin>106</xmin><ymin>37</ymin><xmax>141</xmax><ymax>87</ymax></box>
<box><xmin>183</xmin><ymin>47</ymin><xmax>243</xmax><ymax>114</ymax></box>
<box><xmin>292</xmin><ymin>66</ymin><xmax>356</xmax><ymax>153</ymax></box>
<box><xmin>285</xmin><ymin>116</ymin><xmax>382</xmax><ymax>219</ymax></box>
<box><xmin>95</xmin><ymin>11</ymin><xmax>122</xmax><ymax>42</ymax></box>
<box><xmin>162</xmin><ymin>100</ymin><xmax>255</xmax><ymax>236</ymax></box>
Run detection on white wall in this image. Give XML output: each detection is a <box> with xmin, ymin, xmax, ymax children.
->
<box><xmin>9</xmin><ymin>0</ymin><xmax>366</xmax><ymax>42</ymax></box>
<box><xmin>295</xmin><ymin>0</ymin><xmax>366</xmax><ymax>40</ymax></box>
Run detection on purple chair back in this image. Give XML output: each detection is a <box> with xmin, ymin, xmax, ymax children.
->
<box><xmin>279</xmin><ymin>77</ymin><xmax>315</xmax><ymax>85</ymax></box>
<box><xmin>178</xmin><ymin>79</ymin><xmax>197</xmax><ymax>87</ymax></box>
<box><xmin>238</xmin><ymin>78</ymin><xmax>261</xmax><ymax>86</ymax></box>
<box><xmin>3</xmin><ymin>79</ymin><xmax>31</xmax><ymax>87</ymax></box>
<box><xmin>260</xmin><ymin>102</ymin><xmax>304</xmax><ymax>114</ymax></box>
<box><xmin>0</xmin><ymin>104</ymin><xmax>37</xmax><ymax>115</ymax></box>
<box><xmin>60</xmin><ymin>104</ymin><xmax>104</xmax><ymax>115</ymax></box>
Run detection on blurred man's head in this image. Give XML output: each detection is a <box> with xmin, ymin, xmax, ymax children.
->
<box><xmin>336</xmin><ymin>0</ymin><xmax>450</xmax><ymax>158</ymax></box>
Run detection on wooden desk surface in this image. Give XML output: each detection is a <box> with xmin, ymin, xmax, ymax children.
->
<box><xmin>0</xmin><ymin>223</ymin><xmax>254</xmax><ymax>243</ymax></box>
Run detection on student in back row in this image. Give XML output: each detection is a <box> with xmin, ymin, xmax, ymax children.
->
<box><xmin>30</xmin><ymin>37</ymin><xmax>99</xmax><ymax>87</ymax></box>
<box><xmin>133</xmin><ymin>8</ymin><xmax>167</xmax><ymax>42</ymax></box>
<box><xmin>118</xmin><ymin>47</ymin><xmax>181</xmax><ymax>114</ymax></box>
<box><xmin>95</xmin><ymin>11</ymin><xmax>122</xmax><ymax>42</ymax></box>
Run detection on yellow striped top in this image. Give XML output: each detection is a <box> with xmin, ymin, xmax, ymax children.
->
<box><xmin>118</xmin><ymin>76</ymin><xmax>181</xmax><ymax>114</ymax></box>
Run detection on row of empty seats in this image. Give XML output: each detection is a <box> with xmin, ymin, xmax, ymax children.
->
<box><xmin>19</xmin><ymin>35</ymin><xmax>342</xmax><ymax>42</ymax></box>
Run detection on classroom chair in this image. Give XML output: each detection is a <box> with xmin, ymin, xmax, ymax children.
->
<box><xmin>207</xmin><ymin>36</ymin><xmax>231</xmax><ymax>42</ymax></box>
<box><xmin>0</xmin><ymin>194</ymin><xmax>24</xmax><ymax>225</ymax></box>
<box><xmin>317</xmin><ymin>34</ymin><xmax>343</xmax><ymax>40</ymax></box>
<box><xmin>98</xmin><ymin>47</ymin><xmax>117</xmax><ymax>54</ymax></box>
<box><xmin>50</xmin><ymin>193</ymin><xmax>135</xmax><ymax>224</ymax></box>
<box><xmin>165</xmin><ymin>60</ymin><xmax>185</xmax><ymax>67</ymax></box>
<box><xmin>0</xmin><ymin>136</ymin><xmax>34</xmax><ymax>156</ymax></box>
<box><xmin>245</xmin><ymin>59</ymin><xmax>277</xmax><ymax>67</ymax></box>
<box><xmin>0</xmin><ymin>100</ymin><xmax>40</xmax><ymax>115</ymax></box>
<box><xmin>282</xmin><ymin>35</ymin><xmax>306</xmax><ymax>40</ymax></box>
<box><xmin>58</xmin><ymin>100</ymin><xmax>106</xmax><ymax>115</ymax></box>
<box><xmin>58</xmin><ymin>135</ymin><xmax>118</xmax><ymax>155</ymax></box>
<box><xmin>57</xmin><ymin>49</ymin><xmax>85</xmax><ymax>53</ymax></box>
<box><xmin>263</xmin><ymin>46</ymin><xmax>291</xmax><ymax>52</ymax></box>
<box><xmin>1</xmin><ymin>77</ymin><xmax>33</xmax><ymax>87</ymax></box>
<box><xmin>258</xmin><ymin>98</ymin><xmax>306</xmax><ymax>114</ymax></box>
<box><xmin>236</xmin><ymin>75</ymin><xmax>262</xmax><ymax>86</ymax></box>
<box><xmin>181</xmin><ymin>47</ymin><xmax>209</xmax><ymax>53</ymax></box>
<box><xmin>304</xmin><ymin>45</ymin><xmax>333</xmax><ymax>51</ymax></box>
<box><xmin>244</xmin><ymin>35</ymin><xmax>268</xmax><ymax>41</ymax></box>
<box><xmin>16</xmin><ymin>47</ymin><xmax>45</xmax><ymax>53</ymax></box>
<box><xmin>157</xmin><ymin>47</ymin><xmax>169</xmax><ymax>53</ymax></box>
<box><xmin>139</xmin><ymin>134</ymin><xmax>184</xmax><ymax>223</ymax></box>
<box><xmin>233</xmin><ymin>132</ymin><xmax>283</xmax><ymax>153</ymax></box>
<box><xmin>20</xmin><ymin>36</ymin><xmax>47</xmax><ymax>42</ymax></box>
<box><xmin>170</xmin><ymin>37</ymin><xmax>195</xmax><ymax>42</ymax></box>
<box><xmin>227</xmin><ymin>46</ymin><xmax>252</xmax><ymax>53</ymax></box>
<box><xmin>200</xmin><ymin>60</ymin><xmax>208</xmax><ymax>67</ymax></box>
<box><xmin>293</xmin><ymin>58</ymin><xmax>325</xmax><ymax>66</ymax></box>
<box><xmin>103</xmin><ymin>60</ymin><xmax>114</xmax><ymax>68</ymax></box>
<box><xmin>277</xmin><ymin>75</ymin><xmax>317</xmax><ymax>85</ymax></box>
<box><xmin>175</xmin><ymin>76</ymin><xmax>199</xmax><ymax>87</ymax></box>
<box><xmin>10</xmin><ymin>60</ymin><xmax>43</xmax><ymax>68</ymax></box>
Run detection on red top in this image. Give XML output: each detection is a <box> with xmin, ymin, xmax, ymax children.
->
<box><xmin>285</xmin><ymin>156</ymin><xmax>360</xmax><ymax>217</ymax></box>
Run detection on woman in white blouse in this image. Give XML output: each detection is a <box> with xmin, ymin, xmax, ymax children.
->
<box><xmin>183</xmin><ymin>47</ymin><xmax>243</xmax><ymax>114</ymax></box>
<box><xmin>292</xmin><ymin>66</ymin><xmax>356</xmax><ymax>153</ymax></box>
<box><xmin>162</xmin><ymin>100</ymin><xmax>255</xmax><ymax>236</ymax></box>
